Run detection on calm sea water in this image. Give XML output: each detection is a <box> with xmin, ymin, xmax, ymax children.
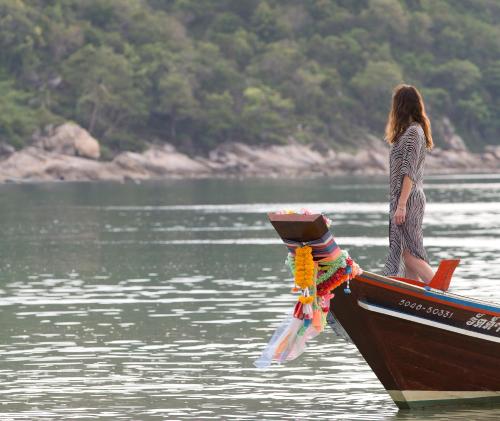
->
<box><xmin>0</xmin><ymin>175</ymin><xmax>499</xmax><ymax>420</ymax></box>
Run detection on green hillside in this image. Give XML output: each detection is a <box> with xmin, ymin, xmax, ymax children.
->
<box><xmin>1</xmin><ymin>0</ymin><xmax>500</xmax><ymax>154</ymax></box>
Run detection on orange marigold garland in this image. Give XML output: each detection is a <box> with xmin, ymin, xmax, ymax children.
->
<box><xmin>294</xmin><ymin>246</ymin><xmax>315</xmax><ymax>289</ymax></box>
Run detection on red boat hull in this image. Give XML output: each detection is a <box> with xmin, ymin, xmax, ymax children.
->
<box><xmin>330</xmin><ymin>271</ymin><xmax>500</xmax><ymax>409</ymax></box>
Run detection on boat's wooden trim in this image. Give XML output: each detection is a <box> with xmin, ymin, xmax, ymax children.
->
<box><xmin>358</xmin><ymin>300</ymin><xmax>500</xmax><ymax>344</ymax></box>
<box><xmin>357</xmin><ymin>271</ymin><xmax>500</xmax><ymax>316</ymax></box>
<box><xmin>388</xmin><ymin>390</ymin><xmax>500</xmax><ymax>409</ymax></box>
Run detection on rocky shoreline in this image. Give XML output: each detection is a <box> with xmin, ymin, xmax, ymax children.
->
<box><xmin>0</xmin><ymin>122</ymin><xmax>498</xmax><ymax>183</ymax></box>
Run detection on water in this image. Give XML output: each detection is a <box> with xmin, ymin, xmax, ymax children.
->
<box><xmin>0</xmin><ymin>175</ymin><xmax>499</xmax><ymax>420</ymax></box>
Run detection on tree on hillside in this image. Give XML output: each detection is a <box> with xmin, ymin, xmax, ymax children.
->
<box><xmin>62</xmin><ymin>45</ymin><xmax>146</xmax><ymax>149</ymax></box>
<box><xmin>157</xmin><ymin>70</ymin><xmax>199</xmax><ymax>141</ymax></box>
<box><xmin>241</xmin><ymin>85</ymin><xmax>294</xmax><ymax>144</ymax></box>
<box><xmin>0</xmin><ymin>0</ymin><xmax>499</xmax><ymax>151</ymax></box>
<box><xmin>351</xmin><ymin>61</ymin><xmax>403</xmax><ymax>126</ymax></box>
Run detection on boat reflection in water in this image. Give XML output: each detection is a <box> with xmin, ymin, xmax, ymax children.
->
<box><xmin>268</xmin><ymin>212</ymin><xmax>500</xmax><ymax>410</ymax></box>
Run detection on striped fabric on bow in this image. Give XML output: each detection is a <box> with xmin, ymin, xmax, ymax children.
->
<box><xmin>282</xmin><ymin>231</ymin><xmax>342</xmax><ymax>261</ymax></box>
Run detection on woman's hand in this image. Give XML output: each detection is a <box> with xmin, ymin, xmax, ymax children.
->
<box><xmin>394</xmin><ymin>204</ymin><xmax>406</xmax><ymax>225</ymax></box>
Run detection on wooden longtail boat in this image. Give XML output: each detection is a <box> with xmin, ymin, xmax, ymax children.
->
<box><xmin>268</xmin><ymin>212</ymin><xmax>500</xmax><ymax>409</ymax></box>
<box><xmin>330</xmin><ymin>269</ymin><xmax>500</xmax><ymax>409</ymax></box>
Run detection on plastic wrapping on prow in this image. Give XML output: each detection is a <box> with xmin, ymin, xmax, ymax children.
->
<box><xmin>254</xmin><ymin>311</ymin><xmax>322</xmax><ymax>369</ymax></box>
<box><xmin>253</xmin><ymin>312</ymin><xmax>298</xmax><ymax>369</ymax></box>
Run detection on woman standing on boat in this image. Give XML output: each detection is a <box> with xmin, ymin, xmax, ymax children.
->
<box><xmin>383</xmin><ymin>84</ymin><xmax>435</xmax><ymax>283</ymax></box>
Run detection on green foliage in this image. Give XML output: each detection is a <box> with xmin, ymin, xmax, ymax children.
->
<box><xmin>0</xmin><ymin>79</ymin><xmax>44</xmax><ymax>148</ymax></box>
<box><xmin>457</xmin><ymin>93</ymin><xmax>491</xmax><ymax>129</ymax></box>
<box><xmin>0</xmin><ymin>82</ymin><xmax>29</xmax><ymax>143</ymax></box>
<box><xmin>351</xmin><ymin>61</ymin><xmax>403</xmax><ymax>125</ymax></box>
<box><xmin>241</xmin><ymin>85</ymin><xmax>294</xmax><ymax>144</ymax></box>
<box><xmin>61</xmin><ymin>45</ymin><xmax>147</xmax><ymax>141</ymax></box>
<box><xmin>157</xmin><ymin>70</ymin><xmax>198</xmax><ymax>139</ymax></box>
<box><xmin>0</xmin><ymin>0</ymin><xmax>499</xmax><ymax>152</ymax></box>
<box><xmin>429</xmin><ymin>60</ymin><xmax>482</xmax><ymax>94</ymax></box>
<box><xmin>251</xmin><ymin>2</ymin><xmax>289</xmax><ymax>42</ymax></box>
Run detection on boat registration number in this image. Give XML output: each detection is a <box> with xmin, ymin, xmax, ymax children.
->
<box><xmin>398</xmin><ymin>299</ymin><xmax>454</xmax><ymax>319</ymax></box>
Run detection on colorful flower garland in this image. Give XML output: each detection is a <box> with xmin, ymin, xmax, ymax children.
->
<box><xmin>254</xmin><ymin>210</ymin><xmax>362</xmax><ymax>368</ymax></box>
<box><xmin>288</xmin><ymin>247</ymin><xmax>358</xmax><ymax>326</ymax></box>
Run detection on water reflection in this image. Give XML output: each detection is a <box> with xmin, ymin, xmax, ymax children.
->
<box><xmin>0</xmin><ymin>175</ymin><xmax>498</xmax><ymax>420</ymax></box>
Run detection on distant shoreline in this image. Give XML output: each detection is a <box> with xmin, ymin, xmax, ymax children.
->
<box><xmin>1</xmin><ymin>123</ymin><xmax>499</xmax><ymax>184</ymax></box>
<box><xmin>1</xmin><ymin>146</ymin><xmax>499</xmax><ymax>184</ymax></box>
<box><xmin>1</xmin><ymin>157</ymin><xmax>498</xmax><ymax>185</ymax></box>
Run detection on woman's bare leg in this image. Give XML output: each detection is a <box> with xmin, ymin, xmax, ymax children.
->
<box><xmin>403</xmin><ymin>250</ymin><xmax>434</xmax><ymax>284</ymax></box>
<box><xmin>404</xmin><ymin>264</ymin><xmax>420</xmax><ymax>281</ymax></box>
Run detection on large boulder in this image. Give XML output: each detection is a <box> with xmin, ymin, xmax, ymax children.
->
<box><xmin>205</xmin><ymin>141</ymin><xmax>334</xmax><ymax>175</ymax></box>
<box><xmin>484</xmin><ymin>145</ymin><xmax>500</xmax><ymax>160</ymax></box>
<box><xmin>427</xmin><ymin>147</ymin><xmax>484</xmax><ymax>172</ymax></box>
<box><xmin>40</xmin><ymin>123</ymin><xmax>100</xmax><ymax>159</ymax></box>
<box><xmin>113</xmin><ymin>144</ymin><xmax>211</xmax><ymax>176</ymax></box>
<box><xmin>0</xmin><ymin>147</ymin><xmax>120</xmax><ymax>182</ymax></box>
<box><xmin>435</xmin><ymin>117</ymin><xmax>467</xmax><ymax>151</ymax></box>
<box><xmin>0</xmin><ymin>142</ymin><xmax>15</xmax><ymax>160</ymax></box>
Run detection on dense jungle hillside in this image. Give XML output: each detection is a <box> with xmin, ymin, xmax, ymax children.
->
<box><xmin>1</xmin><ymin>0</ymin><xmax>500</xmax><ymax>156</ymax></box>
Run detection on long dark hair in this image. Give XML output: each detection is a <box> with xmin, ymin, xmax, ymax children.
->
<box><xmin>385</xmin><ymin>84</ymin><xmax>433</xmax><ymax>149</ymax></box>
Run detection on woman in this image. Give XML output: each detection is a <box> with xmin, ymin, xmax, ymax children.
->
<box><xmin>383</xmin><ymin>84</ymin><xmax>434</xmax><ymax>283</ymax></box>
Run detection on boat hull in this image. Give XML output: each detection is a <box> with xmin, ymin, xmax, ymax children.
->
<box><xmin>330</xmin><ymin>271</ymin><xmax>500</xmax><ymax>409</ymax></box>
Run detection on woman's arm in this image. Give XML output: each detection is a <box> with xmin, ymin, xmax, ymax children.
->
<box><xmin>395</xmin><ymin>125</ymin><xmax>423</xmax><ymax>225</ymax></box>
<box><xmin>394</xmin><ymin>175</ymin><xmax>413</xmax><ymax>225</ymax></box>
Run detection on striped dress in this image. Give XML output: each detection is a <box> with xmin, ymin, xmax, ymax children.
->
<box><xmin>383</xmin><ymin>122</ymin><xmax>428</xmax><ymax>277</ymax></box>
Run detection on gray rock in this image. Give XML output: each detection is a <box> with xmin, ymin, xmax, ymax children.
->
<box><xmin>38</xmin><ymin>123</ymin><xmax>100</xmax><ymax>159</ymax></box>
<box><xmin>205</xmin><ymin>141</ymin><xmax>341</xmax><ymax>175</ymax></box>
<box><xmin>436</xmin><ymin>117</ymin><xmax>468</xmax><ymax>151</ymax></box>
<box><xmin>113</xmin><ymin>144</ymin><xmax>211</xmax><ymax>176</ymax></box>
<box><xmin>0</xmin><ymin>123</ymin><xmax>498</xmax><ymax>182</ymax></box>
<box><xmin>0</xmin><ymin>147</ymin><xmax>120</xmax><ymax>182</ymax></box>
<box><xmin>484</xmin><ymin>145</ymin><xmax>500</xmax><ymax>160</ymax></box>
<box><xmin>0</xmin><ymin>142</ymin><xmax>15</xmax><ymax>159</ymax></box>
